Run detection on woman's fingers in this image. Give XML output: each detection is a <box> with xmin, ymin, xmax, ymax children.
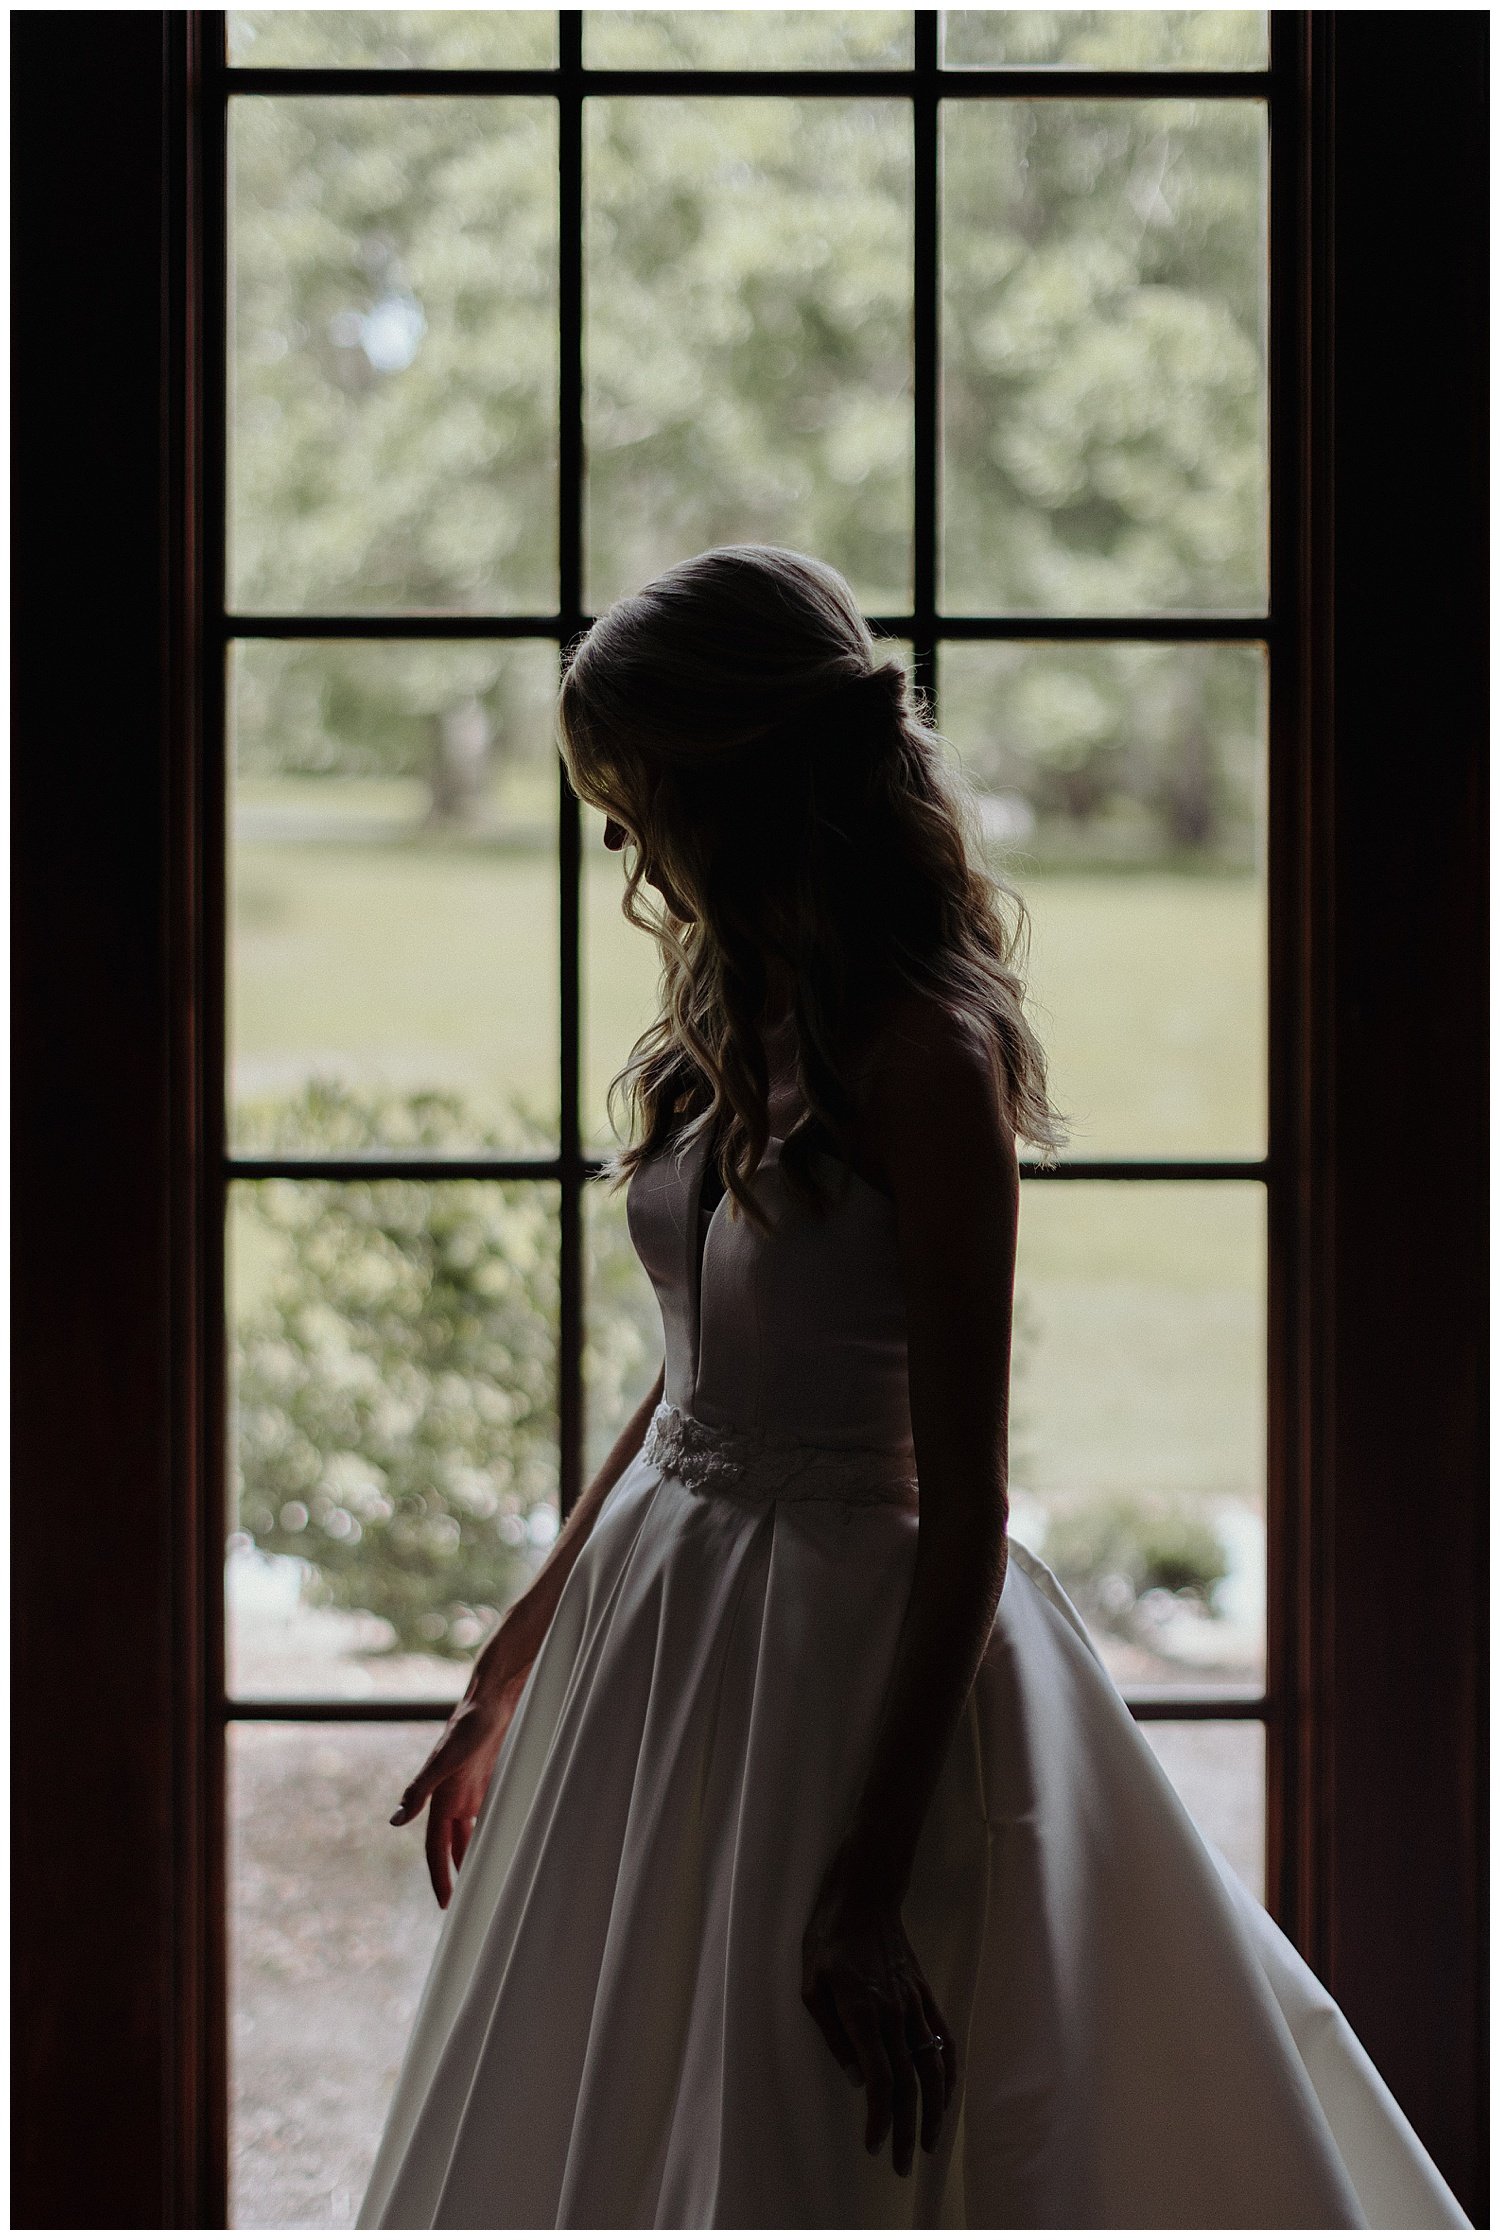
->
<box><xmin>451</xmin><ymin>1811</ymin><xmax>474</xmax><ymax>1874</ymax></box>
<box><xmin>391</xmin><ymin>1693</ymin><xmax>510</xmax><ymax>1829</ymax></box>
<box><xmin>811</xmin><ymin>1968</ymin><xmax>954</xmax><ymax>2176</ymax></box>
<box><xmin>910</xmin><ymin>2014</ymin><xmax>947</xmax><ymax>2154</ymax></box>
<box><xmin>425</xmin><ymin>1801</ymin><xmax>454</xmax><ymax>1909</ymax></box>
<box><xmin>877</xmin><ymin>1995</ymin><xmax>921</xmax><ymax>2179</ymax></box>
<box><xmin>801</xmin><ymin>1974</ymin><xmax>860</xmax><ymax>2081</ymax></box>
<box><xmin>917</xmin><ymin>1981</ymin><xmax>959</xmax><ymax>2111</ymax></box>
<box><xmin>832</xmin><ymin>1985</ymin><xmax>894</xmax><ymax>2156</ymax></box>
<box><xmin>390</xmin><ymin>1729</ymin><xmax>462</xmax><ymax>1828</ymax></box>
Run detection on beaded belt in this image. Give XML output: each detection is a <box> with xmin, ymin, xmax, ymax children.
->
<box><xmin>641</xmin><ymin>1400</ymin><xmax>919</xmax><ymax>1510</ymax></box>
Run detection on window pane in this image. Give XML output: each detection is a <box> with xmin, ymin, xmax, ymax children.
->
<box><xmin>230</xmin><ymin>1722</ymin><xmax>445</xmax><ymax>2227</ymax></box>
<box><xmin>228</xmin><ymin>1179</ymin><xmax>559</xmax><ymax>1699</ymax></box>
<box><xmin>942</xmin><ymin>100</ymin><xmax>1267</xmax><ymax>615</ymax></box>
<box><xmin>228</xmin><ymin>9</ymin><xmax>558</xmax><ymax>68</ymax></box>
<box><xmin>584</xmin><ymin>1177</ymin><xmax>665</xmax><ymax>1482</ymax></box>
<box><xmin>941</xmin><ymin>12</ymin><xmax>1268</xmax><ymax>69</ymax></box>
<box><xmin>585</xmin><ymin>11</ymin><xmax>913</xmax><ymax>67</ymax></box>
<box><xmin>1011</xmin><ymin>1183</ymin><xmax>1264</xmax><ymax>1692</ymax></box>
<box><xmin>940</xmin><ymin>641</ymin><xmax>1266</xmax><ymax>1158</ymax></box>
<box><xmin>586</xmin><ymin>98</ymin><xmax>913</xmax><ymax>613</ymax></box>
<box><xmin>230</xmin><ymin>97</ymin><xmax>558</xmax><ymax>613</ymax></box>
<box><xmin>1142</xmin><ymin>1720</ymin><xmax>1265</xmax><ymax>1901</ymax></box>
<box><xmin>230</xmin><ymin>641</ymin><xmax>559</xmax><ymax>1154</ymax></box>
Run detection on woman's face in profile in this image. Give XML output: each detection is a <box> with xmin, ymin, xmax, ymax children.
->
<box><xmin>602</xmin><ymin>810</ymin><xmax>690</xmax><ymax>918</ymax></box>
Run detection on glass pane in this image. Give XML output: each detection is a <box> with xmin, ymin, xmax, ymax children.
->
<box><xmin>584</xmin><ymin>1177</ymin><xmax>666</xmax><ymax>1483</ymax></box>
<box><xmin>586</xmin><ymin>97</ymin><xmax>913</xmax><ymax>613</ymax></box>
<box><xmin>940</xmin><ymin>641</ymin><xmax>1266</xmax><ymax>1158</ymax></box>
<box><xmin>230</xmin><ymin>1722</ymin><xmax>445</xmax><ymax>2227</ymax></box>
<box><xmin>229</xmin><ymin>97</ymin><xmax>558</xmax><ymax>613</ymax></box>
<box><xmin>586</xmin><ymin>11</ymin><xmax>913</xmax><ymax>67</ymax></box>
<box><xmin>228</xmin><ymin>1178</ymin><xmax>559</xmax><ymax>1699</ymax></box>
<box><xmin>230</xmin><ymin>640</ymin><xmax>559</xmax><ymax>1154</ymax></box>
<box><xmin>228</xmin><ymin>9</ymin><xmax>558</xmax><ymax>68</ymax></box>
<box><xmin>1010</xmin><ymin>1183</ymin><xmax>1264</xmax><ymax>1692</ymax></box>
<box><xmin>942</xmin><ymin>100</ymin><xmax>1268</xmax><ymax>615</ymax></box>
<box><xmin>941</xmin><ymin>12</ymin><xmax>1268</xmax><ymax>69</ymax></box>
<box><xmin>1142</xmin><ymin>1720</ymin><xmax>1265</xmax><ymax>1901</ymax></box>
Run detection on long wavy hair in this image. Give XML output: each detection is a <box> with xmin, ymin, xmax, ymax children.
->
<box><xmin>557</xmin><ymin>544</ymin><xmax>1066</xmax><ymax>1225</ymax></box>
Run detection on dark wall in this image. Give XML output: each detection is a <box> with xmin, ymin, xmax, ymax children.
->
<box><xmin>12</xmin><ymin>12</ymin><xmax>218</xmax><ymax>2227</ymax></box>
<box><xmin>1317</xmin><ymin>10</ymin><xmax>1487</xmax><ymax>2215</ymax></box>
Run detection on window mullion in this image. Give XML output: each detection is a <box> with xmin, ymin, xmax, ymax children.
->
<box><xmin>912</xmin><ymin>10</ymin><xmax>939</xmax><ymax>710</ymax></box>
<box><xmin>557</xmin><ymin>10</ymin><xmax>586</xmax><ymax>1521</ymax></box>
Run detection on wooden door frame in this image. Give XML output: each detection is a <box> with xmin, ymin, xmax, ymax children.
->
<box><xmin>11</xmin><ymin>12</ymin><xmax>1486</xmax><ymax>2225</ymax></box>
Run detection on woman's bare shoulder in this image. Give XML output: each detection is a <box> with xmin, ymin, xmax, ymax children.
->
<box><xmin>858</xmin><ymin>987</ymin><xmax>1001</xmax><ymax>1098</ymax></box>
<box><xmin>849</xmin><ymin>989</ymin><xmax>1014</xmax><ymax>1190</ymax></box>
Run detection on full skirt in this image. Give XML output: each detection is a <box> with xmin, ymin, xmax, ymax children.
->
<box><xmin>357</xmin><ymin>1449</ymin><xmax>1468</xmax><ymax>2230</ymax></box>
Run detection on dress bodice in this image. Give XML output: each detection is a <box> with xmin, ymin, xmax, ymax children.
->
<box><xmin>625</xmin><ymin>1125</ymin><xmax>914</xmax><ymax>1459</ymax></box>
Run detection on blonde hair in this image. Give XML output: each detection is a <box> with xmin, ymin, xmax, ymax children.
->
<box><xmin>557</xmin><ymin>544</ymin><xmax>1066</xmax><ymax>1223</ymax></box>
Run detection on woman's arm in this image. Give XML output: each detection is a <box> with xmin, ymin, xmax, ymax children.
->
<box><xmin>801</xmin><ymin>996</ymin><xmax>1018</xmax><ymax>2173</ymax></box>
<box><xmin>391</xmin><ymin>1359</ymin><xmax>665</xmax><ymax>1905</ymax></box>
<box><xmin>469</xmin><ymin>1357</ymin><xmax>666</xmax><ymax>1698</ymax></box>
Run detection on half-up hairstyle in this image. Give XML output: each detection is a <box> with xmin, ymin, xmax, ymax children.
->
<box><xmin>557</xmin><ymin>544</ymin><xmax>1067</xmax><ymax>1226</ymax></box>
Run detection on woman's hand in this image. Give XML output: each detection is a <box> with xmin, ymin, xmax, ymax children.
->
<box><xmin>801</xmin><ymin>1845</ymin><xmax>958</xmax><ymax>2179</ymax></box>
<box><xmin>389</xmin><ymin>1649</ymin><xmax>533</xmax><ymax>1909</ymax></box>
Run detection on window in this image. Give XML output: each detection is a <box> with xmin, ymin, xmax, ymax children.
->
<box><xmin>217</xmin><ymin>13</ymin><xmax>1292</xmax><ymax>2223</ymax></box>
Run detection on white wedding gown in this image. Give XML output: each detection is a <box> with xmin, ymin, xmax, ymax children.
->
<box><xmin>359</xmin><ymin>1128</ymin><xmax>1468</xmax><ymax>2229</ymax></box>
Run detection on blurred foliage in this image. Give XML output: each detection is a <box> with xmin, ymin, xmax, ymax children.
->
<box><xmin>1041</xmin><ymin>1490</ymin><xmax>1231</xmax><ymax>1641</ymax></box>
<box><xmin>941</xmin><ymin>11</ymin><xmax>1265</xmax><ymax>68</ymax></box>
<box><xmin>229</xmin><ymin>38</ymin><xmax>1267</xmax><ymax>856</ymax></box>
<box><xmin>230</xmin><ymin>94</ymin><xmax>559</xmax><ymax>615</ymax></box>
<box><xmin>584</xmin><ymin>10</ymin><xmax>913</xmax><ymax>68</ymax></box>
<box><xmin>229</xmin><ymin>10</ymin><xmax>557</xmax><ymax>67</ymax></box>
<box><xmin>944</xmin><ymin>641</ymin><xmax>1264</xmax><ymax>872</ymax></box>
<box><xmin>232</xmin><ymin>1085</ymin><xmax>565</xmax><ymax>1657</ymax></box>
<box><xmin>586</xmin><ymin>94</ymin><xmax>913</xmax><ymax>610</ymax></box>
<box><xmin>943</xmin><ymin>97</ymin><xmax>1266</xmax><ymax>614</ymax></box>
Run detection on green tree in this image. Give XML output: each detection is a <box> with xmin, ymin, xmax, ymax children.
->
<box><xmin>943</xmin><ymin>96</ymin><xmax>1265</xmax><ymax>615</ymax></box>
<box><xmin>228</xmin><ymin>44</ymin><xmax>1266</xmax><ymax>851</ymax></box>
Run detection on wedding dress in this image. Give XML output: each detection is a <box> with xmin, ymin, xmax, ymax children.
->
<box><xmin>358</xmin><ymin>1125</ymin><xmax>1468</xmax><ymax>2230</ymax></box>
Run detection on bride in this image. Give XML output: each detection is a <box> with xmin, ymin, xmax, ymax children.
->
<box><xmin>359</xmin><ymin>545</ymin><xmax>1465</xmax><ymax>2230</ymax></box>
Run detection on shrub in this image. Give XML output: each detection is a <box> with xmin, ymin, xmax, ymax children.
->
<box><xmin>1041</xmin><ymin>1490</ymin><xmax>1230</xmax><ymax>1639</ymax></box>
<box><xmin>232</xmin><ymin>1084</ymin><xmax>561</xmax><ymax>1657</ymax></box>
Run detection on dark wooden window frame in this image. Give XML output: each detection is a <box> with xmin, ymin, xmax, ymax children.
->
<box><xmin>12</xmin><ymin>11</ymin><xmax>1485</xmax><ymax>2227</ymax></box>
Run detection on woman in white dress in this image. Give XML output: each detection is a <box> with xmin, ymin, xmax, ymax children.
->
<box><xmin>360</xmin><ymin>545</ymin><xmax>1467</xmax><ymax>2230</ymax></box>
